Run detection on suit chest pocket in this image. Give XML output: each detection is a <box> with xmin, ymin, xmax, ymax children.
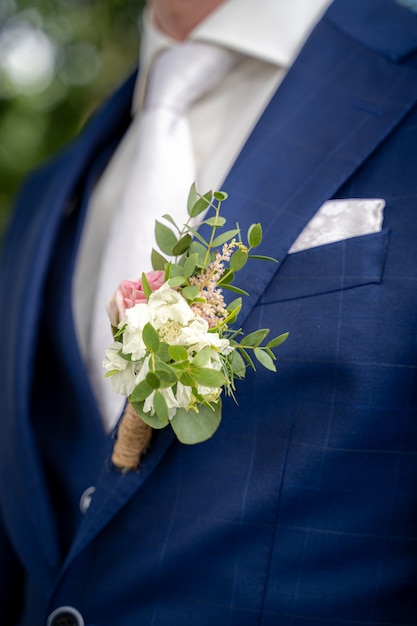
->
<box><xmin>259</xmin><ymin>229</ymin><xmax>389</xmax><ymax>304</ymax></box>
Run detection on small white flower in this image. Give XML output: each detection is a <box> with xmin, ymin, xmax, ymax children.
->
<box><xmin>103</xmin><ymin>342</ymin><xmax>138</xmax><ymax>397</ymax></box>
<box><xmin>175</xmin><ymin>382</ymin><xmax>192</xmax><ymax>409</ymax></box>
<box><xmin>122</xmin><ymin>303</ymin><xmax>151</xmax><ymax>360</ymax></box>
<box><xmin>143</xmin><ymin>386</ymin><xmax>179</xmax><ymax>419</ymax></box>
<box><xmin>103</xmin><ymin>341</ymin><xmax>127</xmax><ymax>373</ymax></box>
<box><xmin>134</xmin><ymin>354</ymin><xmax>150</xmax><ymax>384</ymax></box>
<box><xmin>197</xmin><ymin>385</ymin><xmax>222</xmax><ymax>404</ymax></box>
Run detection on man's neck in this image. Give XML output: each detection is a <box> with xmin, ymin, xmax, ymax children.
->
<box><xmin>148</xmin><ymin>0</ymin><xmax>225</xmax><ymax>41</ymax></box>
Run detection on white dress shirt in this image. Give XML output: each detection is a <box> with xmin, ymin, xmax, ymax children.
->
<box><xmin>73</xmin><ymin>0</ymin><xmax>332</xmax><ymax>429</ymax></box>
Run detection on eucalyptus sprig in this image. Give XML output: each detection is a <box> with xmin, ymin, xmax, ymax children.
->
<box><xmin>151</xmin><ymin>183</ymin><xmax>288</xmax><ymax>378</ymax></box>
<box><xmin>151</xmin><ymin>184</ymin><xmax>276</xmax><ymax>291</ymax></box>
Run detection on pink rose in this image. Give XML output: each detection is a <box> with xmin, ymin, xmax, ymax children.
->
<box><xmin>106</xmin><ymin>270</ymin><xmax>165</xmax><ymax>326</ymax></box>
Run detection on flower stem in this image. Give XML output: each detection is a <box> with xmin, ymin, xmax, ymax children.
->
<box><xmin>203</xmin><ymin>198</ymin><xmax>222</xmax><ymax>268</ymax></box>
<box><xmin>112</xmin><ymin>402</ymin><xmax>152</xmax><ymax>471</ymax></box>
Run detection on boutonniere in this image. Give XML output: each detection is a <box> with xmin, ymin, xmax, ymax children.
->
<box><xmin>104</xmin><ymin>186</ymin><xmax>288</xmax><ymax>471</ymax></box>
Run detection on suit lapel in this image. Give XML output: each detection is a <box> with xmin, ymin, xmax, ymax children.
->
<box><xmin>58</xmin><ymin>426</ymin><xmax>176</xmax><ymax>579</ymax></box>
<box><xmin>198</xmin><ymin>0</ymin><xmax>417</xmax><ymax>327</ymax></box>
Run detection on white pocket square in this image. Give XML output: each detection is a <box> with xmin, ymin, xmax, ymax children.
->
<box><xmin>288</xmin><ymin>198</ymin><xmax>385</xmax><ymax>254</ymax></box>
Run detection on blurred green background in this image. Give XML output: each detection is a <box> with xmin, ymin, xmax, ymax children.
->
<box><xmin>0</xmin><ymin>0</ymin><xmax>146</xmax><ymax>234</ymax></box>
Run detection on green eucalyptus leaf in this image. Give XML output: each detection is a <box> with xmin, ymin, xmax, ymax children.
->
<box><xmin>212</xmin><ymin>229</ymin><xmax>240</xmax><ymax>248</ymax></box>
<box><xmin>254</xmin><ymin>347</ymin><xmax>277</xmax><ymax>372</ymax></box>
<box><xmin>189</xmin><ymin>190</ymin><xmax>213</xmax><ymax>217</ymax></box>
<box><xmin>185</xmin><ymin>227</ymin><xmax>209</xmax><ymax>247</ymax></box>
<box><xmin>151</xmin><ymin>248</ymin><xmax>168</xmax><ymax>271</ymax></box>
<box><xmin>218</xmin><ymin>269</ymin><xmax>234</xmax><ymax>285</ymax></box>
<box><xmin>164</xmin><ymin>262</ymin><xmax>172</xmax><ymax>280</ymax></box>
<box><xmin>154</xmin><ymin>362</ymin><xmax>179</xmax><ymax>386</ymax></box>
<box><xmin>213</xmin><ymin>190</ymin><xmax>228</xmax><ymax>201</ymax></box>
<box><xmin>155</xmin><ymin>220</ymin><xmax>177</xmax><ymax>255</ymax></box>
<box><xmin>104</xmin><ymin>369</ymin><xmax>119</xmax><ymax>378</ymax></box>
<box><xmin>146</xmin><ymin>371</ymin><xmax>161</xmax><ymax>389</ymax></box>
<box><xmin>142</xmin><ymin>322</ymin><xmax>160</xmax><ymax>352</ymax></box>
<box><xmin>130</xmin><ymin>379</ymin><xmax>154</xmax><ymax>402</ymax></box>
<box><xmin>230</xmin><ymin>249</ymin><xmax>248</xmax><ymax>271</ymax></box>
<box><xmin>154</xmin><ymin>390</ymin><xmax>169</xmax><ymax>422</ymax></box>
<box><xmin>247</xmin><ymin>223</ymin><xmax>263</xmax><ymax>248</ymax></box>
<box><xmin>239</xmin><ymin>347</ymin><xmax>255</xmax><ymax>370</ymax></box>
<box><xmin>168</xmin><ymin>345</ymin><xmax>189</xmax><ymax>362</ymax></box>
<box><xmin>140</xmin><ymin>410</ymin><xmax>169</xmax><ymax>429</ymax></box>
<box><xmin>179</xmin><ymin>371</ymin><xmax>194</xmax><ymax>386</ymax></box>
<box><xmin>161</xmin><ymin>213</ymin><xmax>179</xmax><ymax>230</ymax></box>
<box><xmin>188</xmin><ymin>240</ymin><xmax>210</xmax><ymax>266</ymax></box>
<box><xmin>241</xmin><ymin>328</ymin><xmax>270</xmax><ymax>348</ymax></box>
<box><xmin>204</xmin><ymin>216</ymin><xmax>226</xmax><ymax>227</ymax></box>
<box><xmin>220</xmin><ymin>303</ymin><xmax>242</xmax><ymax>328</ymax></box>
<box><xmin>130</xmin><ymin>399</ymin><xmax>169</xmax><ymax>429</ymax></box>
<box><xmin>190</xmin><ymin>367</ymin><xmax>225</xmax><ymax>387</ymax></box>
<box><xmin>157</xmin><ymin>341</ymin><xmax>171</xmax><ymax>363</ymax></box>
<box><xmin>182</xmin><ymin>285</ymin><xmax>200</xmax><ymax>301</ymax></box>
<box><xmin>228</xmin><ymin>348</ymin><xmax>246</xmax><ymax>378</ymax></box>
<box><xmin>183</xmin><ymin>253</ymin><xmax>198</xmax><ymax>277</ymax></box>
<box><xmin>168</xmin><ymin>263</ymin><xmax>185</xmax><ymax>278</ymax></box>
<box><xmin>141</xmin><ymin>272</ymin><xmax>152</xmax><ymax>300</ymax></box>
<box><xmin>226</xmin><ymin>297</ymin><xmax>242</xmax><ymax>312</ymax></box>
<box><xmin>265</xmin><ymin>348</ymin><xmax>275</xmax><ymax>359</ymax></box>
<box><xmin>168</xmin><ymin>275</ymin><xmax>186</xmax><ymax>288</ymax></box>
<box><xmin>224</xmin><ymin>307</ymin><xmax>241</xmax><ymax>326</ymax></box>
<box><xmin>266</xmin><ymin>332</ymin><xmax>289</xmax><ymax>349</ymax></box>
<box><xmin>117</xmin><ymin>349</ymin><xmax>131</xmax><ymax>362</ymax></box>
<box><xmin>170</xmin><ymin>401</ymin><xmax>222</xmax><ymax>444</ymax></box>
<box><xmin>172</xmin><ymin>233</ymin><xmax>192</xmax><ymax>256</ymax></box>
<box><xmin>113</xmin><ymin>324</ymin><xmax>125</xmax><ymax>341</ymax></box>
<box><xmin>192</xmin><ymin>345</ymin><xmax>211</xmax><ymax>368</ymax></box>
<box><xmin>221</xmin><ymin>284</ymin><xmax>249</xmax><ymax>296</ymax></box>
<box><xmin>187</xmin><ymin>182</ymin><xmax>198</xmax><ymax>216</ymax></box>
<box><xmin>248</xmin><ymin>254</ymin><xmax>278</xmax><ymax>263</ymax></box>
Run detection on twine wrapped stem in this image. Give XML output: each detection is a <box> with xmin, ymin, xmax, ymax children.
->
<box><xmin>111</xmin><ymin>402</ymin><xmax>152</xmax><ymax>471</ymax></box>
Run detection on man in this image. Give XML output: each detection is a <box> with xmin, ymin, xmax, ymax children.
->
<box><xmin>1</xmin><ymin>0</ymin><xmax>417</xmax><ymax>624</ymax></box>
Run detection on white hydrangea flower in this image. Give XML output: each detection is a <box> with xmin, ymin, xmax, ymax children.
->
<box><xmin>169</xmin><ymin>314</ymin><xmax>232</xmax><ymax>356</ymax></box>
<box><xmin>148</xmin><ymin>282</ymin><xmax>194</xmax><ymax>328</ymax></box>
<box><xmin>173</xmin><ymin>316</ymin><xmax>209</xmax><ymax>346</ymax></box>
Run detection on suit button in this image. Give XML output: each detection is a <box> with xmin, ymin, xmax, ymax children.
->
<box><xmin>79</xmin><ymin>485</ymin><xmax>96</xmax><ymax>514</ymax></box>
<box><xmin>46</xmin><ymin>606</ymin><xmax>85</xmax><ymax>626</ymax></box>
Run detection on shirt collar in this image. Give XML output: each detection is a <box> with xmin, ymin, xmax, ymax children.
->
<box><xmin>138</xmin><ymin>8</ymin><xmax>177</xmax><ymax>77</ymax></box>
<box><xmin>133</xmin><ymin>0</ymin><xmax>333</xmax><ymax>111</ymax></box>
<box><xmin>190</xmin><ymin>0</ymin><xmax>333</xmax><ymax>66</ymax></box>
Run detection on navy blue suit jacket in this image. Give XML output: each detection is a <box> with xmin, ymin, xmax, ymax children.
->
<box><xmin>1</xmin><ymin>1</ymin><xmax>417</xmax><ymax>624</ymax></box>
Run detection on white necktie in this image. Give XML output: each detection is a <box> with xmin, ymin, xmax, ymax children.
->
<box><xmin>89</xmin><ymin>41</ymin><xmax>238</xmax><ymax>430</ymax></box>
